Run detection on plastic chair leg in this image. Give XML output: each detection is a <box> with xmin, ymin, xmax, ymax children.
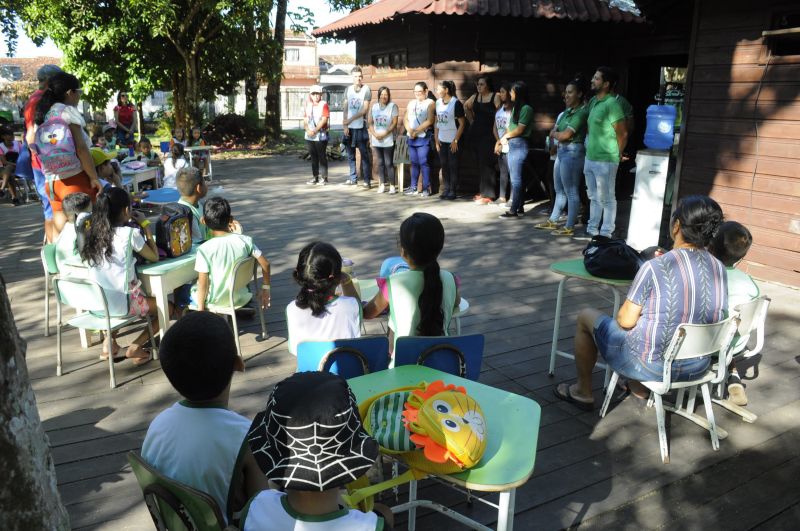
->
<box><xmin>106</xmin><ymin>326</ymin><xmax>117</xmax><ymax>389</ymax></box>
<box><xmin>600</xmin><ymin>371</ymin><xmax>619</xmax><ymax>418</ymax></box>
<box><xmin>147</xmin><ymin>317</ymin><xmax>158</xmax><ymax>360</ymax></box>
<box><xmin>653</xmin><ymin>393</ymin><xmax>669</xmax><ymax>464</ymax></box>
<box><xmin>258</xmin><ymin>304</ymin><xmax>267</xmax><ymax>341</ymax></box>
<box><xmin>44</xmin><ymin>273</ymin><xmax>50</xmax><ymax>337</ymax></box>
<box><xmin>701</xmin><ymin>384</ymin><xmax>720</xmax><ymax>451</ymax></box>
<box><xmin>230</xmin><ymin>312</ymin><xmax>242</xmax><ymax>357</ymax></box>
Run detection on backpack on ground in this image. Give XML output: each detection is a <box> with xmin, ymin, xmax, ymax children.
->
<box><xmin>31</xmin><ymin>115</ymin><xmax>82</xmax><ymax>179</ymax></box>
<box><xmin>155</xmin><ymin>203</ymin><xmax>192</xmax><ymax>258</ymax></box>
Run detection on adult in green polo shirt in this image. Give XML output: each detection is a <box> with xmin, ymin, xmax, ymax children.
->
<box><xmin>584</xmin><ymin>66</ymin><xmax>628</xmax><ymax>238</ymax></box>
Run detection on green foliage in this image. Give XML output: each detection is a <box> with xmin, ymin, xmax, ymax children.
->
<box><xmin>0</xmin><ymin>3</ymin><xmax>20</xmax><ymax>57</ymax></box>
<box><xmin>244</xmin><ymin>108</ymin><xmax>260</xmax><ymax>130</ymax></box>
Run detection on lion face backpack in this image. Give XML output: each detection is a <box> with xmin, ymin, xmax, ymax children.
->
<box><xmin>343</xmin><ymin>380</ymin><xmax>487</xmax><ymax>509</ymax></box>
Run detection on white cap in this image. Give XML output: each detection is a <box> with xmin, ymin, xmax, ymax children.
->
<box><xmin>309</xmin><ymin>85</ymin><xmax>323</xmax><ymax>94</ymax></box>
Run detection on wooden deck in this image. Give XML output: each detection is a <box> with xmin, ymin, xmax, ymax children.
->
<box><xmin>4</xmin><ymin>155</ymin><xmax>800</xmax><ymax>530</ymax></box>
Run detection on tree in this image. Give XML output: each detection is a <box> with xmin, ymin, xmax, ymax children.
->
<box><xmin>263</xmin><ymin>0</ymin><xmax>287</xmax><ymax>138</ymax></box>
<box><xmin>0</xmin><ymin>1</ymin><xmax>21</xmax><ymax>56</ymax></box>
<box><xmin>0</xmin><ymin>276</ymin><xmax>70</xmax><ymax>530</ymax></box>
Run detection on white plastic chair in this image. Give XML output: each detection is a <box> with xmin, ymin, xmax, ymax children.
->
<box><xmin>41</xmin><ymin>244</ymin><xmax>58</xmax><ymax>337</ymax></box>
<box><xmin>53</xmin><ymin>276</ymin><xmax>158</xmax><ymax>389</ymax></box>
<box><xmin>451</xmin><ymin>297</ymin><xmax>470</xmax><ymax>335</ymax></box>
<box><xmin>205</xmin><ymin>256</ymin><xmax>267</xmax><ymax>356</ymax></box>
<box><xmin>600</xmin><ymin>316</ymin><xmax>739</xmax><ymax>464</ymax></box>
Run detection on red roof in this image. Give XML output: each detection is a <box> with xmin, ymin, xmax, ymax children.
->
<box><xmin>314</xmin><ymin>0</ymin><xmax>644</xmax><ymax>37</ymax></box>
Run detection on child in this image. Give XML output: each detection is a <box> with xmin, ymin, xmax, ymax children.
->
<box><xmin>364</xmin><ymin>212</ymin><xmax>460</xmax><ymax>350</ymax></box>
<box><xmin>242</xmin><ymin>371</ymin><xmax>392</xmax><ymax>531</ymax></box>
<box><xmin>188</xmin><ymin>126</ymin><xmax>210</xmax><ymax>176</ymax></box>
<box><xmin>708</xmin><ymin>221</ymin><xmax>760</xmax><ymax>406</ymax></box>
<box><xmin>80</xmin><ymin>187</ymin><xmax>164</xmax><ymax>363</ymax></box>
<box><xmin>135</xmin><ymin>137</ymin><xmax>162</xmax><ymax>167</ymax></box>
<box><xmin>190</xmin><ymin>197</ymin><xmax>271</xmax><ymax>312</ymax></box>
<box><xmin>54</xmin><ymin>192</ymin><xmax>92</xmax><ymax>270</ymax></box>
<box><xmin>91</xmin><ymin>147</ymin><xmax>122</xmax><ymax>189</ymax></box>
<box><xmin>162</xmin><ymin>143</ymin><xmax>188</xmax><ymax>188</ymax></box>
<box><xmin>286</xmin><ymin>242</ymin><xmax>362</xmax><ymax>355</ymax></box>
<box><xmin>0</xmin><ymin>126</ymin><xmax>21</xmax><ymax>205</ymax></box>
<box><xmin>101</xmin><ymin>124</ymin><xmax>118</xmax><ymax>152</ymax></box>
<box><xmin>142</xmin><ymin>312</ymin><xmax>267</xmax><ymax>524</ymax></box>
<box><xmin>176</xmin><ymin>166</ymin><xmax>208</xmax><ymax>243</ymax></box>
<box><xmin>170</xmin><ymin>127</ymin><xmax>187</xmax><ymax>149</ymax></box>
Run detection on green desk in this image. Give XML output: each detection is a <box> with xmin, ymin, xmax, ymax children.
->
<box><xmin>137</xmin><ymin>247</ymin><xmax>198</xmax><ymax>340</ymax></box>
<box><xmin>548</xmin><ymin>259</ymin><xmax>631</xmax><ymax>383</ymax></box>
<box><xmin>349</xmin><ymin>365</ymin><xmax>541</xmax><ymax>531</ymax></box>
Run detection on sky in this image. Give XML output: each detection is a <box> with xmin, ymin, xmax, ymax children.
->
<box><xmin>0</xmin><ymin>0</ymin><xmax>355</xmax><ymax>58</ymax></box>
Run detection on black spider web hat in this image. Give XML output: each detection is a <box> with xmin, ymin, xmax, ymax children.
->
<box><xmin>247</xmin><ymin>371</ymin><xmax>379</xmax><ymax>491</ymax></box>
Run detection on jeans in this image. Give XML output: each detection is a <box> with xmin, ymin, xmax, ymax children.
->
<box><xmin>550</xmin><ymin>144</ymin><xmax>585</xmax><ymax>229</ymax></box>
<box><xmin>497</xmin><ymin>153</ymin><xmax>509</xmax><ymax>200</ymax></box>
<box><xmin>345</xmin><ymin>127</ymin><xmax>372</xmax><ymax>184</ymax></box>
<box><xmin>438</xmin><ymin>142</ymin><xmax>459</xmax><ymax>196</ymax></box>
<box><xmin>507</xmin><ymin>137</ymin><xmax>529</xmax><ymax>214</ymax></box>
<box><xmin>116</xmin><ymin>129</ymin><xmax>134</xmax><ymax>148</ymax></box>
<box><xmin>372</xmin><ymin>145</ymin><xmax>395</xmax><ymax>185</ymax></box>
<box><xmin>305</xmin><ymin>140</ymin><xmax>328</xmax><ymax>180</ymax></box>
<box><xmin>584</xmin><ymin>158</ymin><xmax>619</xmax><ymax>237</ymax></box>
<box><xmin>408</xmin><ymin>136</ymin><xmax>430</xmax><ymax>190</ymax></box>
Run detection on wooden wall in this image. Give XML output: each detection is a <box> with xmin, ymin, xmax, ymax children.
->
<box><xmin>680</xmin><ymin>0</ymin><xmax>800</xmax><ymax>287</ymax></box>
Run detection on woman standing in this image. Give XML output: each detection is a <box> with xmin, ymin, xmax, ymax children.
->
<box><xmin>497</xmin><ymin>81</ymin><xmax>533</xmax><ymax>219</ymax></box>
<box><xmin>404</xmin><ymin>82</ymin><xmax>435</xmax><ymax>197</ymax></box>
<box><xmin>434</xmin><ymin>80</ymin><xmax>466</xmax><ymax>200</ymax></box>
<box><xmin>113</xmin><ymin>91</ymin><xmax>136</xmax><ymax>148</ymax></box>
<box><xmin>368</xmin><ymin>86</ymin><xmax>399</xmax><ymax>194</ymax></box>
<box><xmin>492</xmin><ymin>83</ymin><xmax>513</xmax><ymax>206</ymax></box>
<box><xmin>465</xmin><ymin>75</ymin><xmax>501</xmax><ymax>204</ymax></box>
<box><xmin>535</xmin><ymin>75</ymin><xmax>590</xmax><ymax>236</ymax></box>
<box><xmin>304</xmin><ymin>85</ymin><xmax>330</xmax><ymax>185</ymax></box>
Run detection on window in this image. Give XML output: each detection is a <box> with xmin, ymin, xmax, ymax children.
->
<box><xmin>522</xmin><ymin>51</ymin><xmax>558</xmax><ymax>73</ymax></box>
<box><xmin>371</xmin><ymin>50</ymin><xmax>407</xmax><ymax>70</ymax></box>
<box><xmin>285</xmin><ymin>48</ymin><xmax>300</xmax><ymax>63</ymax></box>
<box><xmin>326</xmin><ymin>88</ymin><xmax>346</xmax><ymax>112</ymax></box>
<box><xmin>481</xmin><ymin>50</ymin><xmax>517</xmax><ymax>71</ymax></box>
<box><xmin>762</xmin><ymin>11</ymin><xmax>800</xmax><ymax>63</ymax></box>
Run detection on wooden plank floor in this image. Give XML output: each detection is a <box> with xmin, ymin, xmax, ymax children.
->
<box><xmin>4</xmin><ymin>155</ymin><xmax>800</xmax><ymax>530</ymax></box>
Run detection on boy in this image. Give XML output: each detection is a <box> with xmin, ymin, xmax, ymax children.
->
<box><xmin>101</xmin><ymin>124</ymin><xmax>117</xmax><ymax>152</ymax></box>
<box><xmin>191</xmin><ymin>197</ymin><xmax>271</xmax><ymax>311</ymax></box>
<box><xmin>141</xmin><ymin>312</ymin><xmax>267</xmax><ymax>523</ymax></box>
<box><xmin>709</xmin><ymin>221</ymin><xmax>759</xmax><ymax>406</ymax></box>
<box><xmin>241</xmin><ymin>371</ymin><xmax>393</xmax><ymax>530</ymax></box>
<box><xmin>176</xmin><ymin>166</ymin><xmax>208</xmax><ymax>243</ymax></box>
<box><xmin>136</xmin><ymin>137</ymin><xmax>162</xmax><ymax>167</ymax></box>
<box><xmin>54</xmin><ymin>192</ymin><xmax>92</xmax><ymax>270</ymax></box>
<box><xmin>90</xmin><ymin>147</ymin><xmax>122</xmax><ymax>189</ymax></box>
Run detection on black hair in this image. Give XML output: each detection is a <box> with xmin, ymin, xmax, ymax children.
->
<box><xmin>438</xmin><ymin>80</ymin><xmax>456</xmax><ymax>98</ymax></box>
<box><xmin>476</xmin><ymin>75</ymin><xmax>494</xmax><ymax>93</ymax></box>
<box><xmin>497</xmin><ymin>82</ymin><xmax>512</xmax><ymax>104</ymax></box>
<box><xmin>709</xmin><ymin>221</ymin><xmax>753</xmax><ymax>267</ymax></box>
<box><xmin>596</xmin><ymin>66</ymin><xmax>619</xmax><ymax>90</ymax></box>
<box><xmin>510</xmin><ymin>80</ymin><xmax>529</xmax><ymax>123</ymax></box>
<box><xmin>117</xmin><ymin>91</ymin><xmax>130</xmax><ymax>107</ymax></box>
<box><xmin>351</xmin><ymin>66</ymin><xmax>363</xmax><ymax>75</ymax></box>
<box><xmin>35</xmin><ymin>72</ymin><xmax>80</xmax><ymax>126</ymax></box>
<box><xmin>414</xmin><ymin>81</ymin><xmax>428</xmax><ymax>92</ymax></box>
<box><xmin>400</xmin><ymin>213</ymin><xmax>446</xmax><ymax>336</ymax></box>
<box><xmin>80</xmin><ymin>187</ymin><xmax>130</xmax><ymax>266</ymax></box>
<box><xmin>567</xmin><ymin>73</ymin><xmax>590</xmax><ymax>101</ymax></box>
<box><xmin>173</xmin><ymin>127</ymin><xmax>186</xmax><ymax>140</ymax></box>
<box><xmin>170</xmin><ymin>142</ymin><xmax>185</xmax><ymax>159</ymax></box>
<box><xmin>160</xmin><ymin>312</ymin><xmax>239</xmax><ymax>401</ymax></box>
<box><xmin>0</xmin><ymin>125</ymin><xmax>13</xmax><ymax>138</ymax></box>
<box><xmin>203</xmin><ymin>196</ymin><xmax>232</xmax><ymax>231</ymax></box>
<box><xmin>377</xmin><ymin>86</ymin><xmax>392</xmax><ymax>103</ymax></box>
<box><xmin>293</xmin><ymin>242</ymin><xmax>343</xmax><ymax>317</ymax></box>
<box><xmin>670</xmin><ymin>195</ymin><xmax>724</xmax><ymax>248</ymax></box>
<box><xmin>62</xmin><ymin>192</ymin><xmax>91</xmax><ymax>218</ymax></box>
<box><xmin>137</xmin><ymin>136</ymin><xmax>152</xmax><ymax>147</ymax></box>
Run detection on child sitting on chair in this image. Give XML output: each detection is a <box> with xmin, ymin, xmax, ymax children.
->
<box><xmin>54</xmin><ymin>192</ymin><xmax>92</xmax><ymax>271</ymax></box>
<box><xmin>363</xmin><ymin>212</ymin><xmax>460</xmax><ymax>351</ymax></box>
<box><xmin>286</xmin><ymin>242</ymin><xmax>361</xmax><ymax>356</ymax></box>
<box><xmin>170</xmin><ymin>127</ymin><xmax>187</xmax><ymax>149</ymax></box>
<box><xmin>188</xmin><ymin>126</ymin><xmax>210</xmax><ymax>176</ymax></box>
<box><xmin>190</xmin><ymin>197</ymin><xmax>271</xmax><ymax>312</ymax></box>
<box><xmin>162</xmin><ymin>143</ymin><xmax>188</xmax><ymax>189</ymax></box>
<box><xmin>708</xmin><ymin>221</ymin><xmax>759</xmax><ymax>407</ymax></box>
<box><xmin>91</xmin><ymin>148</ymin><xmax>122</xmax><ymax>190</ymax></box>
<box><xmin>142</xmin><ymin>312</ymin><xmax>267</xmax><ymax>525</ymax></box>
<box><xmin>135</xmin><ymin>137</ymin><xmax>162</xmax><ymax>167</ymax></box>
<box><xmin>176</xmin><ymin>167</ymin><xmax>208</xmax><ymax>243</ymax></box>
<box><xmin>242</xmin><ymin>371</ymin><xmax>393</xmax><ymax>530</ymax></box>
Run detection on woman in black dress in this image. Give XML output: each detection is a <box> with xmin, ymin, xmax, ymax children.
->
<box><xmin>465</xmin><ymin>75</ymin><xmax>501</xmax><ymax>204</ymax></box>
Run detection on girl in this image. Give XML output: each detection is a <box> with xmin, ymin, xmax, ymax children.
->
<box><xmin>535</xmin><ymin>74</ymin><xmax>590</xmax><ymax>236</ymax></box>
<box><xmin>368</xmin><ymin>86</ymin><xmax>399</xmax><ymax>194</ymax></box>
<box><xmin>464</xmin><ymin>75</ymin><xmax>501</xmax><ymax>204</ymax></box>
<box><xmin>493</xmin><ymin>83</ymin><xmax>513</xmax><ymax>205</ymax></box>
<box><xmin>434</xmin><ymin>80</ymin><xmax>466</xmax><ymax>200</ymax></box>
<box><xmin>403</xmin><ymin>82</ymin><xmax>435</xmax><ymax>197</ymax></box>
<box><xmin>170</xmin><ymin>127</ymin><xmax>187</xmax><ymax>149</ymax></box>
<box><xmin>0</xmin><ymin>126</ymin><xmax>22</xmax><ymax>205</ymax></box>
<box><xmin>113</xmin><ymin>91</ymin><xmax>136</xmax><ymax>148</ymax></box>
<box><xmin>188</xmin><ymin>126</ymin><xmax>210</xmax><ymax>176</ymax></box>
<box><xmin>34</xmin><ymin>71</ymin><xmax>103</xmax><ymax>234</ymax></box>
<box><xmin>80</xmin><ymin>187</ymin><xmax>164</xmax><ymax>364</ymax></box>
<box><xmin>304</xmin><ymin>86</ymin><xmax>330</xmax><ymax>185</ymax></box>
<box><xmin>286</xmin><ymin>242</ymin><xmax>361</xmax><ymax>356</ymax></box>
<box><xmin>163</xmin><ymin>143</ymin><xmax>188</xmax><ymax>188</ymax></box>
<box><xmin>364</xmin><ymin>213</ymin><xmax>460</xmax><ymax>351</ymax></box>
<box><xmin>498</xmin><ymin>81</ymin><xmax>533</xmax><ymax>219</ymax></box>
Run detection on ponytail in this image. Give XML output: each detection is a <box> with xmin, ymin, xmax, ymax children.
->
<box><xmin>35</xmin><ymin>72</ymin><xmax>80</xmax><ymax>125</ymax></box>
<box><xmin>417</xmin><ymin>261</ymin><xmax>444</xmax><ymax>336</ymax></box>
<box><xmin>80</xmin><ymin>188</ymin><xmax>130</xmax><ymax>266</ymax></box>
<box><xmin>293</xmin><ymin>242</ymin><xmax>343</xmax><ymax>317</ymax></box>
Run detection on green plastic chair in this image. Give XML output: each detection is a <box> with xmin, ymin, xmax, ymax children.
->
<box><xmin>41</xmin><ymin>244</ymin><xmax>58</xmax><ymax>337</ymax></box>
<box><xmin>127</xmin><ymin>452</ymin><xmax>236</xmax><ymax>531</ymax></box>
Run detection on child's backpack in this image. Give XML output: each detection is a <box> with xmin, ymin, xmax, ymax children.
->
<box><xmin>155</xmin><ymin>203</ymin><xmax>192</xmax><ymax>258</ymax></box>
<box><xmin>32</xmin><ymin>115</ymin><xmax>82</xmax><ymax>179</ymax></box>
<box><xmin>343</xmin><ymin>380</ymin><xmax>487</xmax><ymax>509</ymax></box>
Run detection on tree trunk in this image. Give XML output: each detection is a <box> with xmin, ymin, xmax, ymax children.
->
<box><xmin>172</xmin><ymin>72</ymin><xmax>187</xmax><ymax>129</ymax></box>
<box><xmin>264</xmin><ymin>0</ymin><xmax>287</xmax><ymax>139</ymax></box>
<box><xmin>0</xmin><ymin>276</ymin><xmax>70</xmax><ymax>530</ymax></box>
<box><xmin>245</xmin><ymin>75</ymin><xmax>259</xmax><ymax>113</ymax></box>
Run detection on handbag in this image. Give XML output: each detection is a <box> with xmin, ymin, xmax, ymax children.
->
<box><xmin>583</xmin><ymin>236</ymin><xmax>644</xmax><ymax>280</ymax></box>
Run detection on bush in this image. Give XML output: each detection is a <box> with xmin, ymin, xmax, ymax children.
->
<box><xmin>204</xmin><ymin>113</ymin><xmax>263</xmax><ymax>145</ymax></box>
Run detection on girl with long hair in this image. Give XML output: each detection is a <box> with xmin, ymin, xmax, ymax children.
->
<box><xmin>498</xmin><ymin>81</ymin><xmax>533</xmax><ymax>218</ymax></box>
<box><xmin>434</xmin><ymin>80</ymin><xmax>466</xmax><ymax>200</ymax></box>
<box><xmin>368</xmin><ymin>86</ymin><xmax>399</xmax><ymax>194</ymax></box>
<box><xmin>404</xmin><ymin>81</ymin><xmax>435</xmax><ymax>196</ymax></box>
<box><xmin>492</xmin><ymin>82</ymin><xmax>513</xmax><ymax>205</ymax></box>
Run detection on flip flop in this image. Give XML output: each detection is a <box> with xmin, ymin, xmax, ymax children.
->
<box><xmin>553</xmin><ymin>383</ymin><xmax>594</xmax><ymax>411</ymax></box>
<box><xmin>126</xmin><ymin>345</ymin><xmax>153</xmax><ymax>366</ymax></box>
<box><xmin>100</xmin><ymin>342</ymin><xmax>125</xmax><ymax>362</ymax></box>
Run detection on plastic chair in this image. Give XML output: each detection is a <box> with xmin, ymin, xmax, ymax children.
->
<box><xmin>204</xmin><ymin>256</ymin><xmax>267</xmax><ymax>357</ymax></box>
<box><xmin>53</xmin><ymin>276</ymin><xmax>158</xmax><ymax>389</ymax></box>
<box><xmin>599</xmin><ymin>316</ymin><xmax>739</xmax><ymax>464</ymax></box>
<box><xmin>297</xmin><ymin>336</ymin><xmax>390</xmax><ymax>379</ymax></box>
<box><xmin>127</xmin><ymin>452</ymin><xmax>233</xmax><ymax>531</ymax></box>
<box><xmin>159</xmin><ymin>141</ymin><xmax>170</xmax><ymax>154</ymax></box>
<box><xmin>41</xmin><ymin>244</ymin><xmax>58</xmax><ymax>337</ymax></box>
<box><xmin>394</xmin><ymin>334</ymin><xmax>485</xmax><ymax>381</ymax></box>
<box><xmin>451</xmin><ymin>297</ymin><xmax>470</xmax><ymax>335</ymax></box>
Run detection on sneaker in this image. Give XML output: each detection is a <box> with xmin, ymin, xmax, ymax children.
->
<box><xmin>421</xmin><ymin>189</ymin><xmax>431</xmax><ymax>197</ymax></box>
<box><xmin>727</xmin><ymin>382</ymin><xmax>748</xmax><ymax>406</ymax></box>
<box><xmin>499</xmin><ymin>211</ymin><xmax>519</xmax><ymax>219</ymax></box>
<box><xmin>316</xmin><ymin>179</ymin><xmax>328</xmax><ymax>186</ymax></box>
<box><xmin>495</xmin><ymin>197</ymin><xmax>507</xmax><ymax>206</ymax></box>
<box><xmin>534</xmin><ymin>220</ymin><xmax>561</xmax><ymax>230</ymax></box>
<box><xmin>306</xmin><ymin>178</ymin><xmax>318</xmax><ymax>185</ymax></box>
<box><xmin>447</xmin><ymin>193</ymin><xmax>457</xmax><ymax>200</ymax></box>
<box><xmin>552</xmin><ymin>227</ymin><xmax>574</xmax><ymax>236</ymax></box>
<box><xmin>11</xmin><ymin>197</ymin><xmax>20</xmax><ymax>206</ymax></box>
<box><xmin>404</xmin><ymin>188</ymin><xmax>418</xmax><ymax>196</ymax></box>
<box><xmin>388</xmin><ymin>186</ymin><xmax>397</xmax><ymax>194</ymax></box>
<box><xmin>438</xmin><ymin>191</ymin><xmax>449</xmax><ymax>200</ymax></box>
<box><xmin>572</xmin><ymin>229</ymin><xmax>596</xmax><ymax>241</ymax></box>
<box><xmin>341</xmin><ymin>179</ymin><xmax>357</xmax><ymax>186</ymax></box>
<box><xmin>360</xmin><ymin>181</ymin><xmax>371</xmax><ymax>189</ymax></box>
<box><xmin>377</xmin><ymin>184</ymin><xmax>386</xmax><ymax>193</ymax></box>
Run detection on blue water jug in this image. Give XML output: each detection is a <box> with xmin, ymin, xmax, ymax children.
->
<box><xmin>644</xmin><ymin>105</ymin><xmax>677</xmax><ymax>150</ymax></box>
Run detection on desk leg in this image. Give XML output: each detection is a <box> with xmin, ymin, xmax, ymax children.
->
<box><xmin>549</xmin><ymin>277</ymin><xmax>567</xmax><ymax>376</ymax></box>
<box><xmin>149</xmin><ymin>275</ymin><xmax>170</xmax><ymax>341</ymax></box>
<box><xmin>497</xmin><ymin>489</ymin><xmax>516</xmax><ymax>531</ymax></box>
<box><xmin>408</xmin><ymin>479</ymin><xmax>417</xmax><ymax>531</ymax></box>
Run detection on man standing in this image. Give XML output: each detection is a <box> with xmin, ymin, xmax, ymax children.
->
<box><xmin>582</xmin><ymin>66</ymin><xmax>628</xmax><ymax>239</ymax></box>
<box><xmin>341</xmin><ymin>67</ymin><xmax>372</xmax><ymax>188</ymax></box>
<box><xmin>24</xmin><ymin>64</ymin><xmax>62</xmax><ymax>243</ymax></box>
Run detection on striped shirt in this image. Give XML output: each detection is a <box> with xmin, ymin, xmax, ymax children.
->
<box><xmin>626</xmin><ymin>248</ymin><xmax>728</xmax><ymax>364</ymax></box>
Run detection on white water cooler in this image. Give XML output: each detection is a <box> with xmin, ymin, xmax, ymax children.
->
<box><xmin>627</xmin><ymin>149</ymin><xmax>671</xmax><ymax>251</ymax></box>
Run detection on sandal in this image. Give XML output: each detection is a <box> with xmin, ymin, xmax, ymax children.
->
<box><xmin>553</xmin><ymin>383</ymin><xmax>594</xmax><ymax>411</ymax></box>
<box><xmin>551</xmin><ymin>227</ymin><xmax>575</xmax><ymax>236</ymax></box>
<box><xmin>100</xmin><ymin>340</ymin><xmax>125</xmax><ymax>362</ymax></box>
<box><xmin>534</xmin><ymin>219</ymin><xmax>561</xmax><ymax>230</ymax></box>
<box><xmin>126</xmin><ymin>345</ymin><xmax>153</xmax><ymax>366</ymax></box>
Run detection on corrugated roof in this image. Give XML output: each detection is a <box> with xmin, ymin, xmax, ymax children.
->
<box><xmin>313</xmin><ymin>0</ymin><xmax>644</xmax><ymax>37</ymax></box>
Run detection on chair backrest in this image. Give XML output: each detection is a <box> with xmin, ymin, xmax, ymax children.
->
<box><xmin>227</xmin><ymin>256</ymin><xmax>257</xmax><ymax>308</ymax></box>
<box><xmin>41</xmin><ymin>243</ymin><xmax>58</xmax><ymax>275</ymax></box>
<box><xmin>127</xmin><ymin>452</ymin><xmax>227</xmax><ymax>531</ymax></box>
<box><xmin>730</xmin><ymin>295</ymin><xmax>770</xmax><ymax>357</ymax></box>
<box><xmin>660</xmin><ymin>317</ymin><xmax>739</xmax><ymax>386</ymax></box>
<box><xmin>53</xmin><ymin>276</ymin><xmax>110</xmax><ymax>314</ymax></box>
<box><xmin>394</xmin><ymin>334</ymin><xmax>485</xmax><ymax>380</ymax></box>
<box><xmin>160</xmin><ymin>141</ymin><xmax>171</xmax><ymax>154</ymax></box>
<box><xmin>296</xmin><ymin>337</ymin><xmax>390</xmax><ymax>379</ymax></box>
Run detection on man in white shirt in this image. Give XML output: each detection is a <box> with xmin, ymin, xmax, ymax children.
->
<box><xmin>341</xmin><ymin>67</ymin><xmax>373</xmax><ymax>188</ymax></box>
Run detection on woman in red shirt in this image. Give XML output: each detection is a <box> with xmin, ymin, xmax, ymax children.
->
<box><xmin>113</xmin><ymin>91</ymin><xmax>136</xmax><ymax>148</ymax></box>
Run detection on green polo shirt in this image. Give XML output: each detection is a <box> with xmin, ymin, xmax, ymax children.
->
<box><xmin>615</xmin><ymin>94</ymin><xmax>634</xmax><ymax>120</ymax></box>
<box><xmin>508</xmin><ymin>104</ymin><xmax>533</xmax><ymax>139</ymax></box>
<box><xmin>556</xmin><ymin>104</ymin><xmax>589</xmax><ymax>145</ymax></box>
<box><xmin>586</xmin><ymin>94</ymin><xmax>625</xmax><ymax>162</ymax></box>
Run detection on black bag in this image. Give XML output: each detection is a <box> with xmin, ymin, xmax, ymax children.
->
<box><xmin>583</xmin><ymin>236</ymin><xmax>644</xmax><ymax>280</ymax></box>
<box><xmin>155</xmin><ymin>203</ymin><xmax>193</xmax><ymax>258</ymax></box>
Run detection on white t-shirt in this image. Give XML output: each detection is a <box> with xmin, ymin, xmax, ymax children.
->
<box><xmin>86</xmin><ymin>225</ymin><xmax>145</xmax><ymax>316</ymax></box>
<box><xmin>436</xmin><ymin>98</ymin><xmax>459</xmax><ymax>143</ymax></box>
<box><xmin>0</xmin><ymin>140</ymin><xmax>22</xmax><ymax>165</ymax></box>
<box><xmin>242</xmin><ymin>490</ymin><xmax>381</xmax><ymax>531</ymax></box>
<box><xmin>407</xmin><ymin>99</ymin><xmax>433</xmax><ymax>138</ymax></box>
<box><xmin>370</xmin><ymin>102</ymin><xmax>398</xmax><ymax>148</ymax></box>
<box><xmin>286</xmin><ymin>296</ymin><xmax>362</xmax><ymax>355</ymax></box>
<box><xmin>345</xmin><ymin>85</ymin><xmax>371</xmax><ymax>129</ymax></box>
<box><xmin>495</xmin><ymin>107</ymin><xmax>511</xmax><ymax>154</ymax></box>
<box><xmin>142</xmin><ymin>402</ymin><xmax>251</xmax><ymax>524</ymax></box>
<box><xmin>46</xmin><ymin>102</ymin><xmax>92</xmax><ymax>147</ymax></box>
<box><xmin>162</xmin><ymin>156</ymin><xmax>188</xmax><ymax>188</ymax></box>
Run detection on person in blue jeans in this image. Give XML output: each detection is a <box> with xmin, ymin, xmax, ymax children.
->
<box><xmin>341</xmin><ymin>67</ymin><xmax>373</xmax><ymax>188</ymax></box>
<box><xmin>498</xmin><ymin>81</ymin><xmax>533</xmax><ymax>219</ymax></box>
<box><xmin>404</xmin><ymin>81</ymin><xmax>436</xmax><ymax>196</ymax></box>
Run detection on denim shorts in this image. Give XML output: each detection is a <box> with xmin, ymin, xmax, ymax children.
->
<box><xmin>593</xmin><ymin>315</ymin><xmax>710</xmax><ymax>383</ymax></box>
